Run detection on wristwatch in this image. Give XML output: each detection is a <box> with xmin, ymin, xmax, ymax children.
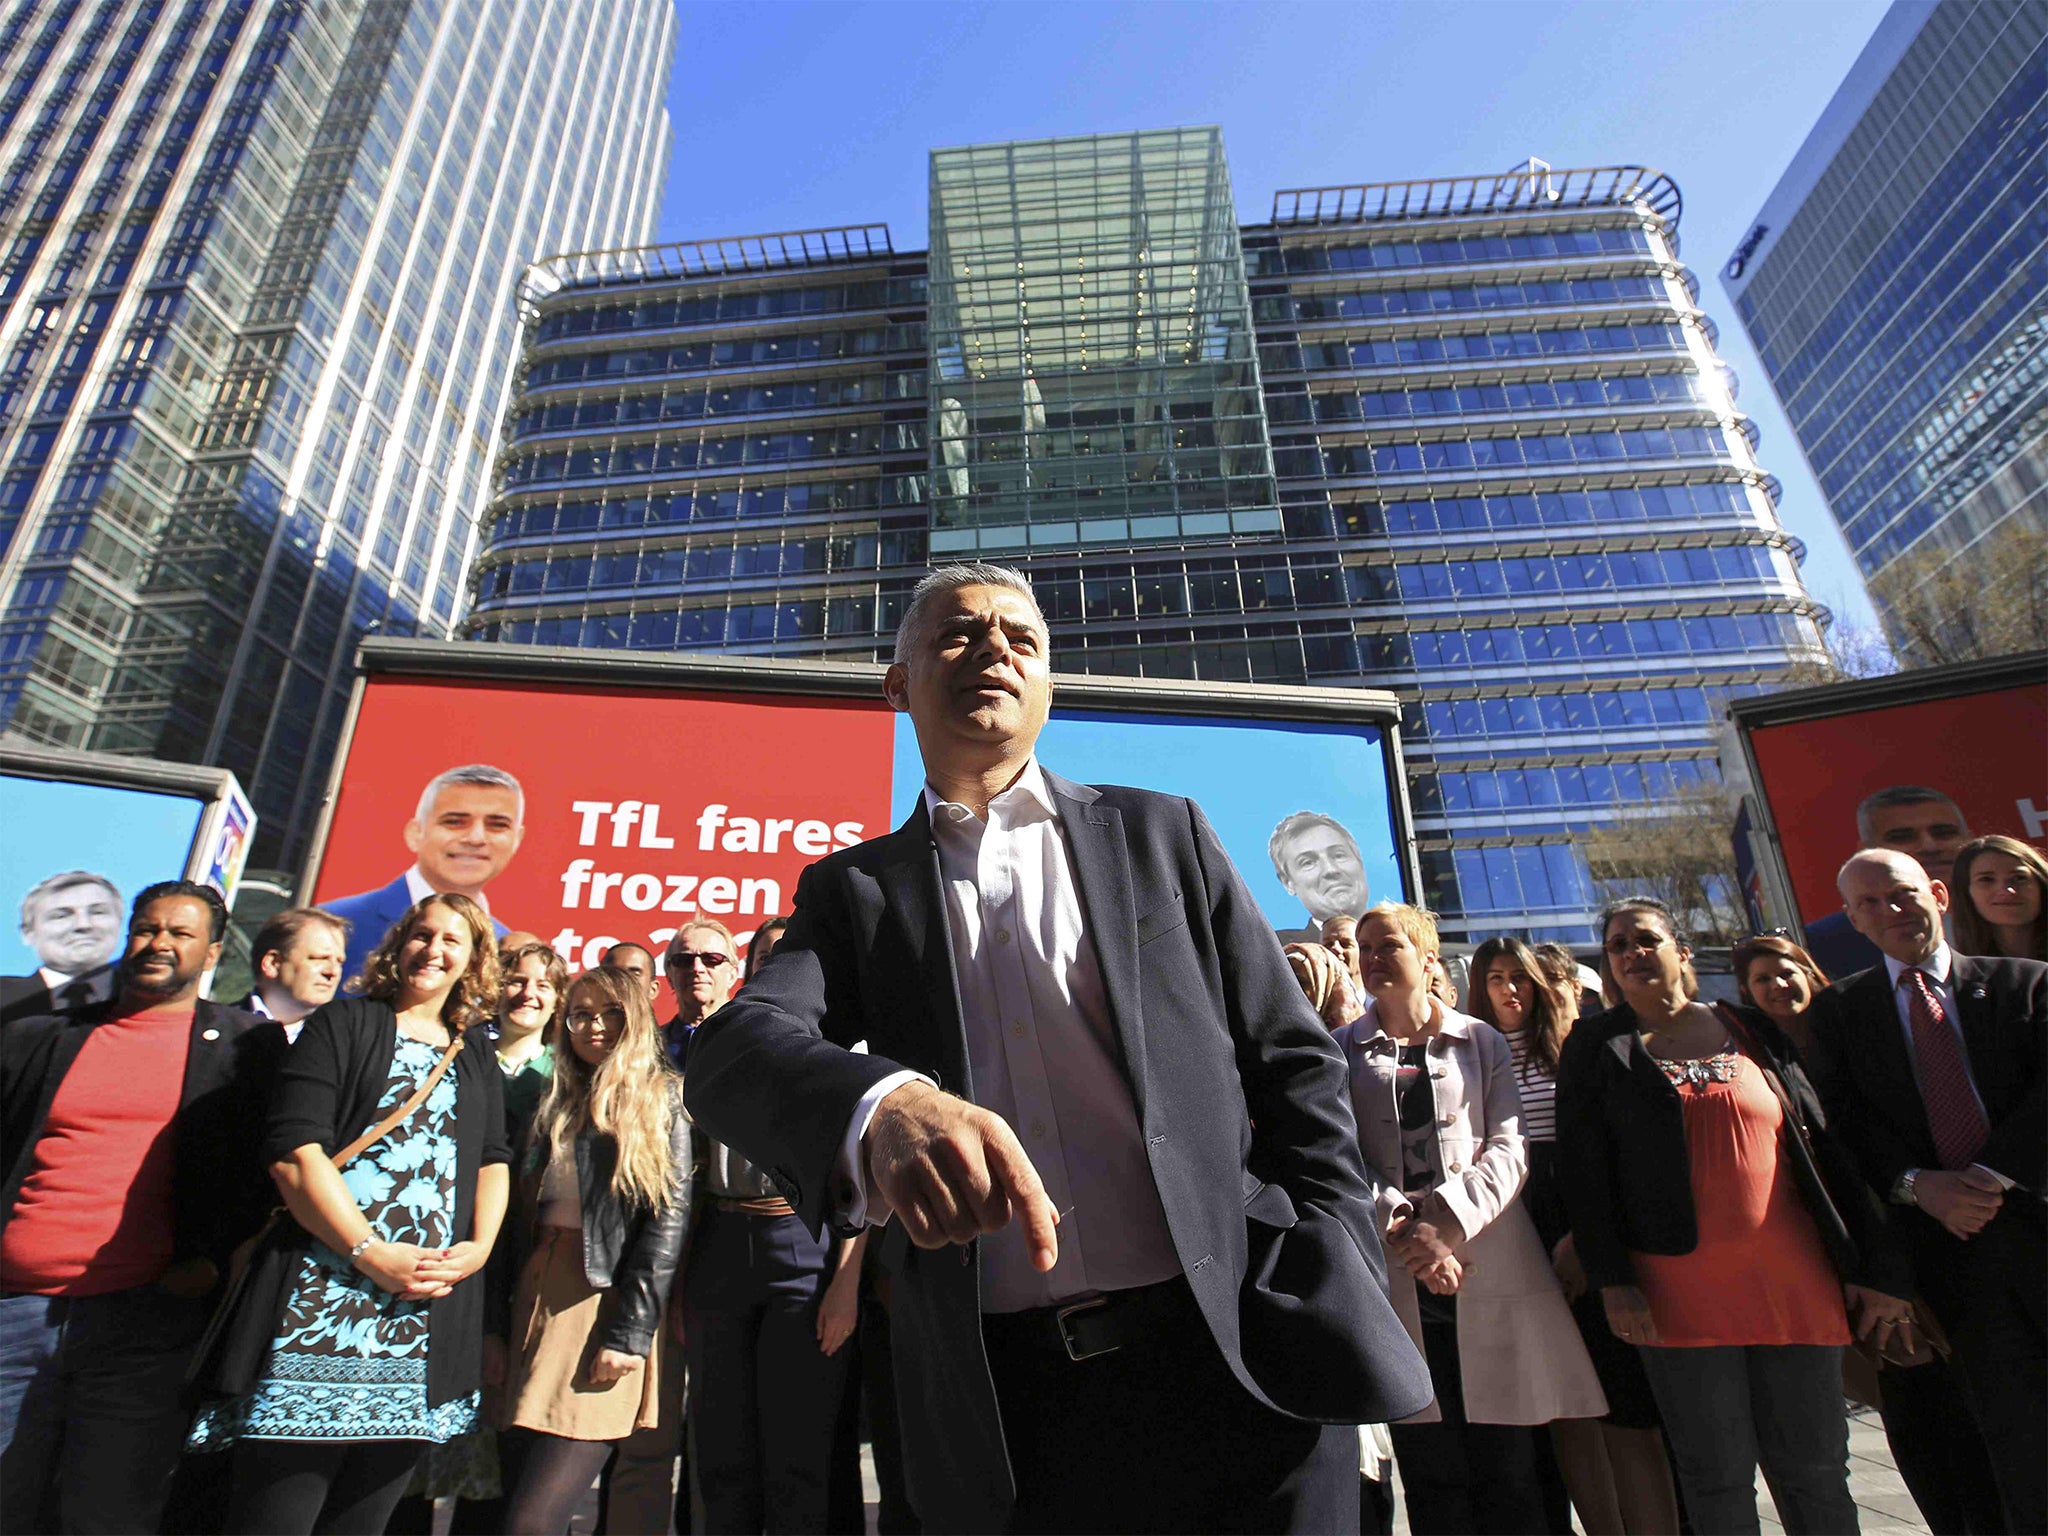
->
<box><xmin>1892</xmin><ymin>1169</ymin><xmax>1921</xmax><ymax>1207</ymax></box>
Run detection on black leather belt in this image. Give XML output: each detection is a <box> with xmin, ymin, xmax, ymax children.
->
<box><xmin>982</xmin><ymin>1276</ymin><xmax>1195</xmax><ymax>1364</ymax></box>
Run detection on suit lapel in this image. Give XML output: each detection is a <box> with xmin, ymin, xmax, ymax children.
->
<box><xmin>874</xmin><ymin>803</ymin><xmax>973</xmax><ymax>1098</ymax></box>
<box><xmin>1846</xmin><ymin>967</ymin><xmax>1934</xmax><ymax>1148</ymax></box>
<box><xmin>1947</xmin><ymin>954</ymin><xmax>2001</xmax><ymax>1097</ymax></box>
<box><xmin>1044</xmin><ymin>772</ymin><xmax>1148</xmax><ymax>1118</ymax></box>
<box><xmin>178</xmin><ymin>998</ymin><xmax>220</xmax><ymax>1114</ymax></box>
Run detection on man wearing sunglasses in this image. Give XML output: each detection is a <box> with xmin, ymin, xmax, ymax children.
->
<box><xmin>659</xmin><ymin>923</ymin><xmax>736</xmax><ymax>1068</ymax></box>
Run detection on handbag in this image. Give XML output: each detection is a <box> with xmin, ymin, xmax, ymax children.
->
<box><xmin>185</xmin><ymin>1033</ymin><xmax>466</xmax><ymax>1396</ymax></box>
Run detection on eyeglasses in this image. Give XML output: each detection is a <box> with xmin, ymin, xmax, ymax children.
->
<box><xmin>566</xmin><ymin>1007</ymin><xmax>627</xmax><ymax>1032</ymax></box>
<box><xmin>671</xmin><ymin>951</ymin><xmax>730</xmax><ymax>971</ymax></box>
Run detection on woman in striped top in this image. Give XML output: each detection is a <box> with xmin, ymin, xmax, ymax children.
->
<box><xmin>1471</xmin><ymin>937</ymin><xmax>1678</xmax><ymax>1536</ymax></box>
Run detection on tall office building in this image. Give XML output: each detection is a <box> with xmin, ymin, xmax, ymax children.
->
<box><xmin>0</xmin><ymin>0</ymin><xmax>673</xmax><ymax>864</ymax></box>
<box><xmin>471</xmin><ymin>131</ymin><xmax>1825</xmax><ymax>942</ymax></box>
<box><xmin>1722</xmin><ymin>0</ymin><xmax>2046</xmax><ymax>641</ymax></box>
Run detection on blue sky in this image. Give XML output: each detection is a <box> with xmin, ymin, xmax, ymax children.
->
<box><xmin>655</xmin><ymin>0</ymin><xmax>1892</xmax><ymax>634</ymax></box>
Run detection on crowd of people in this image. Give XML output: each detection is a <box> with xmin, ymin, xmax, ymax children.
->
<box><xmin>0</xmin><ymin>559</ymin><xmax>2040</xmax><ymax>1536</ymax></box>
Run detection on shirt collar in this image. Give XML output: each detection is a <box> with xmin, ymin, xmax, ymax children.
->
<box><xmin>404</xmin><ymin>864</ymin><xmax>490</xmax><ymax>915</ymax></box>
<box><xmin>1884</xmin><ymin>942</ymin><xmax>1952</xmax><ymax>990</ymax></box>
<box><xmin>245</xmin><ymin>990</ymin><xmax>275</xmax><ymax>1019</ymax></box>
<box><xmin>922</xmin><ymin>758</ymin><xmax>1056</xmax><ymax>828</ymax></box>
<box><xmin>1355</xmin><ymin>995</ymin><xmax>1468</xmax><ymax>1051</ymax></box>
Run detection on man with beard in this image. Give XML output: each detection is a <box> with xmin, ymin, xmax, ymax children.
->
<box><xmin>1</xmin><ymin>872</ymin><xmax>123</xmax><ymax>1025</ymax></box>
<box><xmin>1271</xmin><ymin>812</ymin><xmax>1371</xmax><ymax>945</ymax></box>
<box><xmin>0</xmin><ymin>881</ymin><xmax>281</xmax><ymax>1532</ymax></box>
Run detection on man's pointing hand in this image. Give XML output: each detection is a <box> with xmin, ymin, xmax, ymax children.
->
<box><xmin>863</xmin><ymin>1080</ymin><xmax>1060</xmax><ymax>1271</ymax></box>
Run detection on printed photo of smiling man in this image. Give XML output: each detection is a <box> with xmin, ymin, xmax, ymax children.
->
<box><xmin>1270</xmin><ymin>810</ymin><xmax>1372</xmax><ymax>944</ymax></box>
<box><xmin>325</xmin><ymin>763</ymin><xmax>522</xmax><ymax>989</ymax></box>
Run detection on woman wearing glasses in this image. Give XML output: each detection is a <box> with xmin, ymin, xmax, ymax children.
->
<box><xmin>1558</xmin><ymin>898</ymin><xmax>1917</xmax><ymax>1535</ymax></box>
<box><xmin>671</xmin><ymin>917</ymin><xmax>862</xmax><ymax>1532</ymax></box>
<box><xmin>491</xmin><ymin>965</ymin><xmax>693</xmax><ymax>1536</ymax></box>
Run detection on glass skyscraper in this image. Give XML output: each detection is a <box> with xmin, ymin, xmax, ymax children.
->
<box><xmin>0</xmin><ymin>0</ymin><xmax>673</xmax><ymax>865</ymax></box>
<box><xmin>1722</xmin><ymin>0</ymin><xmax>2046</xmax><ymax>624</ymax></box>
<box><xmin>470</xmin><ymin>131</ymin><xmax>1826</xmax><ymax>942</ymax></box>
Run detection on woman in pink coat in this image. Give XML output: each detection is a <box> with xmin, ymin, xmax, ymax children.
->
<box><xmin>1332</xmin><ymin>902</ymin><xmax>1607</xmax><ymax>1535</ymax></box>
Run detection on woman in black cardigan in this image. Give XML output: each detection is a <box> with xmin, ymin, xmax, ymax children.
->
<box><xmin>190</xmin><ymin>894</ymin><xmax>511</xmax><ymax>1535</ymax></box>
<box><xmin>1557</xmin><ymin>897</ymin><xmax>1916</xmax><ymax>1535</ymax></box>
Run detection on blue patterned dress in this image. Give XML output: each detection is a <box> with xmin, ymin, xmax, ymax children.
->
<box><xmin>190</xmin><ymin>1037</ymin><xmax>480</xmax><ymax>1445</ymax></box>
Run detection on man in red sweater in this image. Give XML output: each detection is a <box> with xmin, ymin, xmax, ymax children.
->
<box><xmin>0</xmin><ymin>881</ymin><xmax>281</xmax><ymax>1533</ymax></box>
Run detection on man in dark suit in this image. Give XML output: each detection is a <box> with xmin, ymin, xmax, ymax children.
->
<box><xmin>0</xmin><ymin>880</ymin><xmax>283</xmax><ymax>1533</ymax></box>
<box><xmin>325</xmin><ymin>763</ymin><xmax>522</xmax><ymax>986</ymax></box>
<box><xmin>685</xmin><ymin>563</ymin><xmax>1430</xmax><ymax>1534</ymax></box>
<box><xmin>1811</xmin><ymin>848</ymin><xmax>2045</xmax><ymax>1534</ymax></box>
<box><xmin>2</xmin><ymin>870</ymin><xmax>124</xmax><ymax>1025</ymax></box>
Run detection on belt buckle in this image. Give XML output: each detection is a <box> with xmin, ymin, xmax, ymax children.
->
<box><xmin>1055</xmin><ymin>1296</ymin><xmax>1118</xmax><ymax>1362</ymax></box>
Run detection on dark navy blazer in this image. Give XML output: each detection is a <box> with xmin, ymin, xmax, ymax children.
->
<box><xmin>684</xmin><ymin>768</ymin><xmax>1431</xmax><ymax>1530</ymax></box>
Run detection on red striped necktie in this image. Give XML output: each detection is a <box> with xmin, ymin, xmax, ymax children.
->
<box><xmin>1900</xmin><ymin>967</ymin><xmax>1987</xmax><ymax>1169</ymax></box>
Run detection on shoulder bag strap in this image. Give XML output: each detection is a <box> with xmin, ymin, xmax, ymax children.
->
<box><xmin>331</xmin><ymin>1033</ymin><xmax>465</xmax><ymax>1170</ymax></box>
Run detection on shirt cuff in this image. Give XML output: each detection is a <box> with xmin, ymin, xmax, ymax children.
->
<box><xmin>832</xmin><ymin>1070</ymin><xmax>930</xmax><ymax>1226</ymax></box>
<box><xmin>1971</xmin><ymin>1162</ymin><xmax>2017</xmax><ymax>1192</ymax></box>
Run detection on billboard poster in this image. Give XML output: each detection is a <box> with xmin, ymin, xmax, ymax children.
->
<box><xmin>1746</xmin><ymin>679</ymin><xmax>2048</xmax><ymax>936</ymax></box>
<box><xmin>890</xmin><ymin>708</ymin><xmax>1405</xmax><ymax>939</ymax></box>
<box><xmin>0</xmin><ymin>774</ymin><xmax>207</xmax><ymax>978</ymax></box>
<box><xmin>312</xmin><ymin>670</ymin><xmax>1407</xmax><ymax>1009</ymax></box>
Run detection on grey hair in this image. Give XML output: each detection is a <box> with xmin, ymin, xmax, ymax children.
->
<box><xmin>1854</xmin><ymin>784</ymin><xmax>1962</xmax><ymax>844</ymax></box>
<box><xmin>892</xmin><ymin>563</ymin><xmax>1046</xmax><ymax>667</ymax></box>
<box><xmin>415</xmin><ymin>763</ymin><xmax>525</xmax><ymax>826</ymax></box>
<box><xmin>19</xmin><ymin>870</ymin><xmax>121</xmax><ymax>932</ymax></box>
<box><xmin>1267</xmin><ymin>811</ymin><xmax>1358</xmax><ymax>882</ymax></box>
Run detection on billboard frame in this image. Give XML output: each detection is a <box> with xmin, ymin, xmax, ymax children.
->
<box><xmin>0</xmin><ymin>740</ymin><xmax>253</xmax><ymax>892</ymax></box>
<box><xmin>302</xmin><ymin>636</ymin><xmax>1418</xmax><ymax>909</ymax></box>
<box><xmin>1725</xmin><ymin>648</ymin><xmax>2048</xmax><ymax>926</ymax></box>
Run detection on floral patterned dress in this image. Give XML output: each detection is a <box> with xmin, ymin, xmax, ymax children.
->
<box><xmin>190</xmin><ymin>1037</ymin><xmax>480</xmax><ymax>1445</ymax></box>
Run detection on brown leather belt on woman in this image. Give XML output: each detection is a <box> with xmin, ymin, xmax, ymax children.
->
<box><xmin>710</xmin><ymin>1195</ymin><xmax>796</xmax><ymax>1218</ymax></box>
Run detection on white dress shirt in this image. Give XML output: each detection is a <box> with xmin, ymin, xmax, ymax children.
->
<box><xmin>1883</xmin><ymin>942</ymin><xmax>2009</xmax><ymax>1189</ymax></box>
<box><xmin>1882</xmin><ymin>944</ymin><xmax>1987</xmax><ymax>1118</ymax></box>
<box><xmin>404</xmin><ymin>865</ymin><xmax>490</xmax><ymax>914</ymax></box>
<box><xmin>835</xmin><ymin>760</ymin><xmax>1182</xmax><ymax>1312</ymax></box>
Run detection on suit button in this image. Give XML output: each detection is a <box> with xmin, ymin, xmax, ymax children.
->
<box><xmin>1010</xmin><ymin>1022</ymin><xmax>1026</xmax><ymax>1039</ymax></box>
<box><xmin>995</xmin><ymin>929</ymin><xmax>1012</xmax><ymax>945</ymax></box>
<box><xmin>1449</xmin><ymin>1161</ymin><xmax>1464</xmax><ymax>1173</ymax></box>
<box><xmin>1030</xmin><ymin>1119</ymin><xmax>1047</xmax><ymax>1139</ymax></box>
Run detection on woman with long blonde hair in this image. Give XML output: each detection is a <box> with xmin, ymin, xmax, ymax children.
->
<box><xmin>490</xmin><ymin>965</ymin><xmax>693</xmax><ymax>1536</ymax></box>
<box><xmin>194</xmin><ymin>894</ymin><xmax>511</xmax><ymax>1535</ymax></box>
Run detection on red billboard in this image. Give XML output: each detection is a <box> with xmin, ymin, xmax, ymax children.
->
<box><xmin>310</xmin><ymin>675</ymin><xmax>897</xmax><ymax>1010</ymax></box>
<box><xmin>1746</xmin><ymin>678</ymin><xmax>2048</xmax><ymax>927</ymax></box>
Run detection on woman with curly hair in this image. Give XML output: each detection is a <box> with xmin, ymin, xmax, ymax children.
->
<box><xmin>491</xmin><ymin>965</ymin><xmax>693</xmax><ymax>1536</ymax></box>
<box><xmin>194</xmin><ymin>894</ymin><xmax>511</xmax><ymax>1535</ymax></box>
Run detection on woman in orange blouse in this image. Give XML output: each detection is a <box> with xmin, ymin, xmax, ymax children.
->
<box><xmin>1557</xmin><ymin>899</ymin><xmax>1917</xmax><ymax>1535</ymax></box>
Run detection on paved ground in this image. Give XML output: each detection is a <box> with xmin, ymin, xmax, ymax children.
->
<box><xmin>466</xmin><ymin>1402</ymin><xmax>1930</xmax><ymax>1534</ymax></box>
<box><xmin>1382</xmin><ymin>1405</ymin><xmax>1929</xmax><ymax>1536</ymax></box>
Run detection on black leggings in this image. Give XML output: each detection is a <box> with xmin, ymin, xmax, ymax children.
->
<box><xmin>501</xmin><ymin>1429</ymin><xmax>616</xmax><ymax>1536</ymax></box>
<box><xmin>226</xmin><ymin>1437</ymin><xmax>422</xmax><ymax>1535</ymax></box>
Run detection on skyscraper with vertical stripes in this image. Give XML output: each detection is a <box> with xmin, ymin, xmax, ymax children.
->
<box><xmin>0</xmin><ymin>0</ymin><xmax>674</xmax><ymax>864</ymax></box>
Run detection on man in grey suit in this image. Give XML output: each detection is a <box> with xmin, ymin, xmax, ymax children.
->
<box><xmin>685</xmin><ymin>563</ymin><xmax>1429</xmax><ymax>1534</ymax></box>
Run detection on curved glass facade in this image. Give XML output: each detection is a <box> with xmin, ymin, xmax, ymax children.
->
<box><xmin>469</xmin><ymin>139</ymin><xmax>1827</xmax><ymax>942</ymax></box>
<box><xmin>0</xmin><ymin>0</ymin><xmax>674</xmax><ymax>866</ymax></box>
<box><xmin>1724</xmin><ymin>0</ymin><xmax>2048</xmax><ymax>621</ymax></box>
